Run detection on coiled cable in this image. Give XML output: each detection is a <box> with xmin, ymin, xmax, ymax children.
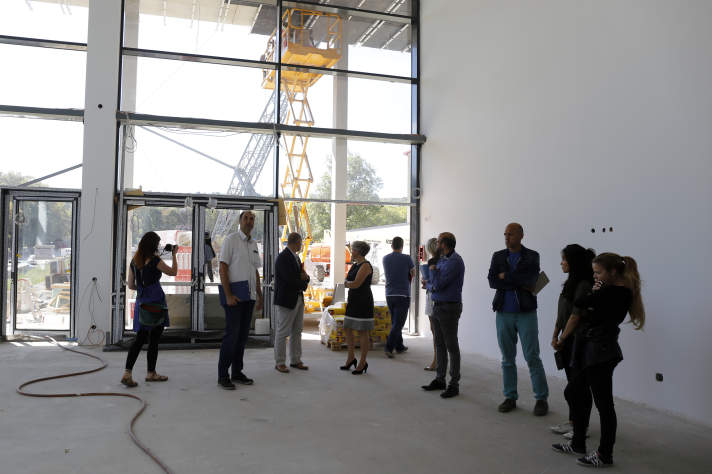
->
<box><xmin>16</xmin><ymin>335</ymin><xmax>173</xmax><ymax>474</ymax></box>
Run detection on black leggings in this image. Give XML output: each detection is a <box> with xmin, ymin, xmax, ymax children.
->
<box><xmin>566</xmin><ymin>360</ymin><xmax>618</xmax><ymax>460</ymax></box>
<box><xmin>563</xmin><ymin>366</ymin><xmax>576</xmax><ymax>421</ymax></box>
<box><xmin>125</xmin><ymin>326</ymin><xmax>164</xmax><ymax>372</ymax></box>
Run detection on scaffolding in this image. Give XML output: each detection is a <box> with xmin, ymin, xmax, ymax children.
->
<box><xmin>213</xmin><ymin>8</ymin><xmax>342</xmax><ymax>265</ymax></box>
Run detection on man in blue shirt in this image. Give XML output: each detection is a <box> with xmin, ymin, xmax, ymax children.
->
<box><xmin>382</xmin><ymin>236</ymin><xmax>415</xmax><ymax>358</ymax></box>
<box><xmin>421</xmin><ymin>232</ymin><xmax>465</xmax><ymax>399</ymax></box>
<box><xmin>488</xmin><ymin>223</ymin><xmax>549</xmax><ymax>416</ymax></box>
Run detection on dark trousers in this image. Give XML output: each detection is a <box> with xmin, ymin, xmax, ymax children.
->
<box><xmin>125</xmin><ymin>325</ymin><xmax>164</xmax><ymax>372</ymax></box>
<box><xmin>218</xmin><ymin>300</ymin><xmax>255</xmax><ymax>380</ymax></box>
<box><xmin>385</xmin><ymin>296</ymin><xmax>410</xmax><ymax>352</ymax></box>
<box><xmin>431</xmin><ymin>302</ymin><xmax>462</xmax><ymax>387</ymax></box>
<box><xmin>566</xmin><ymin>360</ymin><xmax>618</xmax><ymax>460</ymax></box>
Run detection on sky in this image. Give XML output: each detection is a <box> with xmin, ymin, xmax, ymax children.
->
<box><xmin>0</xmin><ymin>0</ymin><xmax>413</xmax><ymax>201</ymax></box>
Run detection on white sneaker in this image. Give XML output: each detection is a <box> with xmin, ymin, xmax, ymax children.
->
<box><xmin>564</xmin><ymin>429</ymin><xmax>590</xmax><ymax>439</ymax></box>
<box><xmin>550</xmin><ymin>420</ymin><xmax>573</xmax><ymax>434</ymax></box>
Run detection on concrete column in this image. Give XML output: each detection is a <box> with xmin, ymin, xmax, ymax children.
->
<box><xmin>76</xmin><ymin>0</ymin><xmax>123</xmax><ymax>341</ymax></box>
<box><xmin>121</xmin><ymin>0</ymin><xmax>139</xmax><ymax>188</ymax></box>
<box><xmin>330</xmin><ymin>38</ymin><xmax>348</xmax><ymax>288</ymax></box>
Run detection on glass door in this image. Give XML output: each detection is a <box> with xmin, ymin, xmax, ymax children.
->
<box><xmin>114</xmin><ymin>195</ymin><xmax>277</xmax><ymax>342</ymax></box>
<box><xmin>122</xmin><ymin>203</ymin><xmax>193</xmax><ymax>333</ymax></box>
<box><xmin>197</xmin><ymin>204</ymin><xmax>276</xmax><ymax>338</ymax></box>
<box><xmin>1</xmin><ymin>189</ymin><xmax>79</xmax><ymax>337</ymax></box>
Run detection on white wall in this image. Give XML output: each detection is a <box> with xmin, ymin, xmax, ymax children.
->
<box><xmin>420</xmin><ymin>0</ymin><xmax>712</xmax><ymax>425</ymax></box>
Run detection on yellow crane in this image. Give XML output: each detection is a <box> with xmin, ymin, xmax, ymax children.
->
<box><xmin>261</xmin><ymin>8</ymin><xmax>342</xmax><ymax>263</ymax></box>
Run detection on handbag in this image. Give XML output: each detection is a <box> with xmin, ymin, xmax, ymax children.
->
<box><xmin>138</xmin><ymin>302</ymin><xmax>167</xmax><ymax>327</ymax></box>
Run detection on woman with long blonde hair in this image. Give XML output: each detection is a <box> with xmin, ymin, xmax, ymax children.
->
<box><xmin>552</xmin><ymin>252</ymin><xmax>645</xmax><ymax>467</ymax></box>
<box><xmin>422</xmin><ymin>237</ymin><xmax>439</xmax><ymax>371</ymax></box>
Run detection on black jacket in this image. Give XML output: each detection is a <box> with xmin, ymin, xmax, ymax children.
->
<box><xmin>487</xmin><ymin>245</ymin><xmax>540</xmax><ymax>312</ymax></box>
<box><xmin>274</xmin><ymin>248</ymin><xmax>310</xmax><ymax>309</ymax></box>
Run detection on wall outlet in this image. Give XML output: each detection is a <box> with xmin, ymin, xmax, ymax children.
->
<box><xmin>656</xmin><ymin>373</ymin><xmax>663</xmax><ymax>382</ymax></box>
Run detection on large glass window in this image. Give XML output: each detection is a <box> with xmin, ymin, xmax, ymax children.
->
<box><xmin>123</xmin><ymin>0</ymin><xmax>276</xmax><ymax>61</ymax></box>
<box><xmin>325</xmin><ymin>0</ymin><xmax>412</xmax><ymax>16</ymax></box>
<box><xmin>0</xmin><ymin>44</ymin><xmax>86</xmax><ymax>109</ymax></box>
<box><xmin>346</xmin><ymin>141</ymin><xmax>410</xmax><ymax>202</ymax></box>
<box><xmin>117</xmin><ymin>0</ymin><xmax>421</xmax><ymax>332</ymax></box>
<box><xmin>119</xmin><ymin>125</ymin><xmax>275</xmax><ymax>197</ymax></box>
<box><xmin>121</xmin><ymin>57</ymin><xmax>272</xmax><ymax>122</ymax></box>
<box><xmin>0</xmin><ymin>117</ymin><xmax>83</xmax><ymax>189</ymax></box>
<box><xmin>346</xmin><ymin>203</ymin><xmax>411</xmax><ymax>302</ymax></box>
<box><xmin>275</xmin><ymin>6</ymin><xmax>412</xmax><ymax>77</ymax></box>
<box><xmin>14</xmin><ymin>199</ymin><xmax>75</xmax><ymax>331</ymax></box>
<box><xmin>279</xmin><ymin>138</ymin><xmax>410</xmax><ymax>203</ymax></box>
<box><xmin>0</xmin><ymin>0</ymin><xmax>89</xmax><ymax>43</ymax></box>
<box><xmin>278</xmin><ymin>74</ymin><xmax>410</xmax><ymax>133</ymax></box>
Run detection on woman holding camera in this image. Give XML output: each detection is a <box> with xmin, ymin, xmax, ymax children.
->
<box><xmin>549</xmin><ymin>244</ymin><xmax>595</xmax><ymax>438</ymax></box>
<box><xmin>340</xmin><ymin>241</ymin><xmax>374</xmax><ymax>375</ymax></box>
<box><xmin>552</xmin><ymin>252</ymin><xmax>645</xmax><ymax>468</ymax></box>
<box><xmin>121</xmin><ymin>231</ymin><xmax>177</xmax><ymax>387</ymax></box>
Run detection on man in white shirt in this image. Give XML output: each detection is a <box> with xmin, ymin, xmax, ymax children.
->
<box><xmin>217</xmin><ymin>211</ymin><xmax>263</xmax><ymax>390</ymax></box>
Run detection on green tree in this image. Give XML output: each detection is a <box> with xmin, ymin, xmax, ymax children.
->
<box><xmin>1</xmin><ymin>172</ymin><xmax>72</xmax><ymax>255</ymax></box>
<box><xmin>306</xmin><ymin>153</ymin><xmax>408</xmax><ymax>241</ymax></box>
<box><xmin>0</xmin><ymin>171</ymin><xmax>32</xmax><ymax>186</ymax></box>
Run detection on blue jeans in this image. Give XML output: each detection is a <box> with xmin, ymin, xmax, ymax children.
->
<box><xmin>218</xmin><ymin>300</ymin><xmax>255</xmax><ymax>380</ymax></box>
<box><xmin>385</xmin><ymin>296</ymin><xmax>410</xmax><ymax>352</ymax></box>
<box><xmin>496</xmin><ymin>311</ymin><xmax>549</xmax><ymax>400</ymax></box>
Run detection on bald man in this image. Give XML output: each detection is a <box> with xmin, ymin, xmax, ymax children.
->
<box><xmin>488</xmin><ymin>223</ymin><xmax>549</xmax><ymax>416</ymax></box>
<box><xmin>273</xmin><ymin>233</ymin><xmax>310</xmax><ymax>373</ymax></box>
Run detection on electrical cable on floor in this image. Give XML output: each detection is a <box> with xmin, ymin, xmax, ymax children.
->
<box><xmin>16</xmin><ymin>335</ymin><xmax>174</xmax><ymax>474</ymax></box>
<box><xmin>77</xmin><ymin>278</ymin><xmax>105</xmax><ymax>346</ymax></box>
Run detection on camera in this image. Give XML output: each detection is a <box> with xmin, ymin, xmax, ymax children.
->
<box><xmin>164</xmin><ymin>243</ymin><xmax>178</xmax><ymax>253</ymax></box>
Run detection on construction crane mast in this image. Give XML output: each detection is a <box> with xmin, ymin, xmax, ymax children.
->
<box><xmin>212</xmin><ymin>8</ymin><xmax>342</xmax><ymax>260</ymax></box>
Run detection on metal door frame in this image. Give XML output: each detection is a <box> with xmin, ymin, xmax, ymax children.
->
<box><xmin>1</xmin><ymin>187</ymin><xmax>81</xmax><ymax>339</ymax></box>
<box><xmin>111</xmin><ymin>191</ymin><xmax>278</xmax><ymax>344</ymax></box>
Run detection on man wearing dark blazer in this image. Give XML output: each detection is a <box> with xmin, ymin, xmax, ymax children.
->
<box><xmin>273</xmin><ymin>232</ymin><xmax>311</xmax><ymax>373</ymax></box>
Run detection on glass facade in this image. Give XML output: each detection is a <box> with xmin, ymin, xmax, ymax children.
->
<box><xmin>116</xmin><ymin>0</ymin><xmax>418</xmax><ymax>329</ymax></box>
<box><xmin>0</xmin><ymin>0</ymin><xmax>421</xmax><ymax>338</ymax></box>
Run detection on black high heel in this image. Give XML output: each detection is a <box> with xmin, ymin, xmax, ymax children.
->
<box><xmin>352</xmin><ymin>362</ymin><xmax>368</xmax><ymax>375</ymax></box>
<box><xmin>340</xmin><ymin>359</ymin><xmax>357</xmax><ymax>370</ymax></box>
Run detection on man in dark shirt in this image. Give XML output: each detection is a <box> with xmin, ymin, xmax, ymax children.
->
<box><xmin>383</xmin><ymin>236</ymin><xmax>415</xmax><ymax>358</ymax></box>
<box><xmin>421</xmin><ymin>232</ymin><xmax>465</xmax><ymax>399</ymax></box>
<box><xmin>488</xmin><ymin>223</ymin><xmax>549</xmax><ymax>415</ymax></box>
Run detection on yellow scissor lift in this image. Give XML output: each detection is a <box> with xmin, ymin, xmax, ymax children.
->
<box><xmin>262</xmin><ymin>8</ymin><xmax>342</xmax><ymax>311</ymax></box>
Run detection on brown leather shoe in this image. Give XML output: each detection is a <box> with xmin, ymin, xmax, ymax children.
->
<box><xmin>289</xmin><ymin>362</ymin><xmax>309</xmax><ymax>370</ymax></box>
<box><xmin>275</xmin><ymin>365</ymin><xmax>290</xmax><ymax>373</ymax></box>
<box><xmin>121</xmin><ymin>376</ymin><xmax>138</xmax><ymax>388</ymax></box>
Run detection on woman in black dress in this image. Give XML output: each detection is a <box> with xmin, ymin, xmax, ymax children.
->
<box><xmin>121</xmin><ymin>231</ymin><xmax>177</xmax><ymax>387</ymax></box>
<box><xmin>340</xmin><ymin>241</ymin><xmax>374</xmax><ymax>375</ymax></box>
<box><xmin>552</xmin><ymin>252</ymin><xmax>645</xmax><ymax>468</ymax></box>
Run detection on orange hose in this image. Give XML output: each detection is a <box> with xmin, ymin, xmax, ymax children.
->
<box><xmin>16</xmin><ymin>336</ymin><xmax>173</xmax><ymax>474</ymax></box>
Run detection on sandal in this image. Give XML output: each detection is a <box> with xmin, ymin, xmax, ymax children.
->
<box><xmin>121</xmin><ymin>376</ymin><xmax>138</xmax><ymax>388</ymax></box>
<box><xmin>145</xmin><ymin>373</ymin><xmax>168</xmax><ymax>382</ymax></box>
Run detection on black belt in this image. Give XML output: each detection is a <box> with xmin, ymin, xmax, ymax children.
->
<box><xmin>433</xmin><ymin>300</ymin><xmax>460</xmax><ymax>306</ymax></box>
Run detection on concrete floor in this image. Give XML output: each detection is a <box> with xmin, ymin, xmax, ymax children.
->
<box><xmin>1</xmin><ymin>334</ymin><xmax>710</xmax><ymax>474</ymax></box>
